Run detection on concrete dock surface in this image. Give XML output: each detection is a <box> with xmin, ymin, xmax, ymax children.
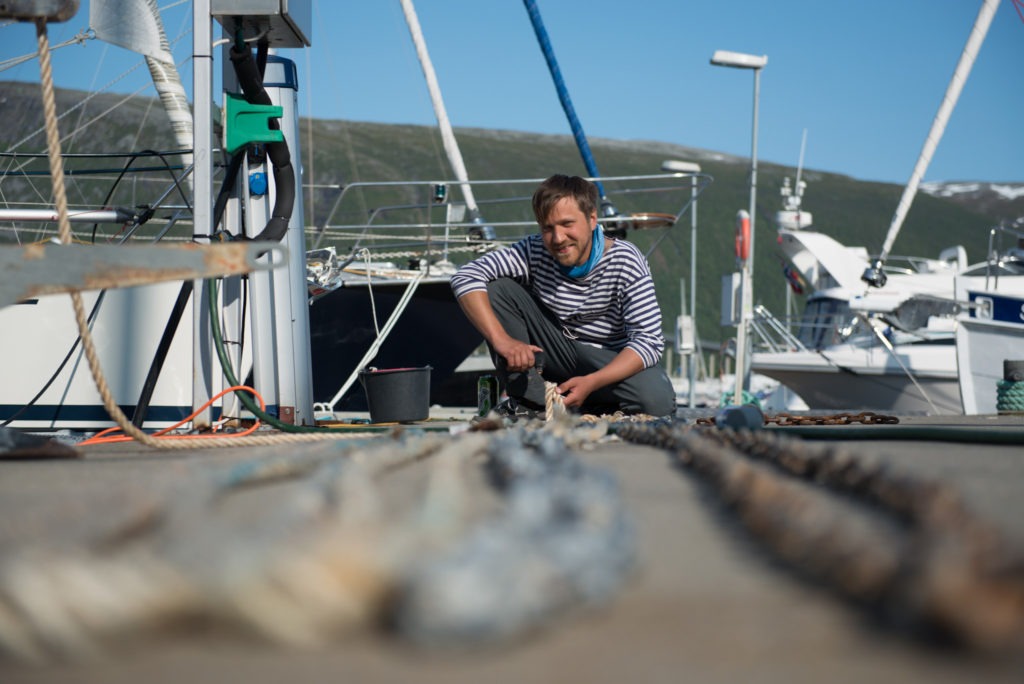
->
<box><xmin>1</xmin><ymin>412</ymin><xmax>1023</xmax><ymax>683</ymax></box>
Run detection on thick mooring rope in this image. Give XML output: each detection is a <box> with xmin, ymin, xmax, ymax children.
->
<box><xmin>544</xmin><ymin>380</ymin><xmax>566</xmax><ymax>422</ymax></box>
<box><xmin>0</xmin><ymin>425</ymin><xmax>635</xmax><ymax>661</ymax></box>
<box><xmin>996</xmin><ymin>379</ymin><xmax>1024</xmax><ymax>414</ymax></box>
<box><xmin>393</xmin><ymin>426</ymin><xmax>634</xmax><ymax>644</ymax></box>
<box><xmin>35</xmin><ymin>20</ymin><xmax>161</xmax><ymax>449</ymax></box>
<box><xmin>612</xmin><ymin>421</ymin><xmax>1024</xmax><ymax>651</ymax></box>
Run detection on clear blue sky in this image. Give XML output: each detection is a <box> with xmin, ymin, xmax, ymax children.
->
<box><xmin>4</xmin><ymin>0</ymin><xmax>1022</xmax><ymax>184</ymax></box>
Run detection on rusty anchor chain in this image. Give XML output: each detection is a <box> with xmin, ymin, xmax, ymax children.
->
<box><xmin>695</xmin><ymin>411</ymin><xmax>900</xmax><ymax>427</ymax></box>
<box><xmin>609</xmin><ymin>419</ymin><xmax>1024</xmax><ymax>652</ymax></box>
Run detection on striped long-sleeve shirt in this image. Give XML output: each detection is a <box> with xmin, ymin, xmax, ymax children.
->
<box><xmin>450</xmin><ymin>235</ymin><xmax>665</xmax><ymax>368</ymax></box>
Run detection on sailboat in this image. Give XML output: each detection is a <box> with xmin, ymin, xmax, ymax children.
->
<box><xmin>0</xmin><ymin>0</ymin><xmax>703</xmax><ymax>429</ymax></box>
<box><xmin>301</xmin><ymin>0</ymin><xmax>705</xmax><ymax>414</ymax></box>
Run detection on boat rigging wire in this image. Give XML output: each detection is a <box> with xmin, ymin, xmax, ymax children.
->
<box><xmin>0</xmin><ymin>27</ymin><xmax>95</xmax><ymax>72</ymax></box>
<box><xmin>860</xmin><ymin>313</ymin><xmax>940</xmax><ymax>415</ymax></box>
<box><xmin>2</xmin><ymin>36</ymin><xmax>192</xmax><ymax>163</ymax></box>
<box><xmin>316</xmin><ymin>268</ymin><xmax>427</xmax><ymax>415</ymax></box>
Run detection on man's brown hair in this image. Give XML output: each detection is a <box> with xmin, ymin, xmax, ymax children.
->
<box><xmin>531</xmin><ymin>174</ymin><xmax>598</xmax><ymax>225</ymax></box>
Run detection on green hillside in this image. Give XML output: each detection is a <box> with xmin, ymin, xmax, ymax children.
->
<box><xmin>298</xmin><ymin>117</ymin><xmax>995</xmax><ymax>354</ymax></box>
<box><xmin>1</xmin><ymin>82</ymin><xmax>999</xmax><ymax>356</ymax></box>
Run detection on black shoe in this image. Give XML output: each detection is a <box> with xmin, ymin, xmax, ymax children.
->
<box><xmin>494</xmin><ymin>397</ymin><xmax>542</xmax><ymax>421</ymax></box>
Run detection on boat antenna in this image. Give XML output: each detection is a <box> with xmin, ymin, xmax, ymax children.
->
<box><xmin>795</xmin><ymin>128</ymin><xmax>807</xmax><ymax>198</ymax></box>
<box><xmin>522</xmin><ymin>0</ymin><xmax>618</xmax><ymax>220</ymax></box>
<box><xmin>862</xmin><ymin>0</ymin><xmax>999</xmax><ymax>288</ymax></box>
<box><xmin>399</xmin><ymin>0</ymin><xmax>494</xmax><ymax>240</ymax></box>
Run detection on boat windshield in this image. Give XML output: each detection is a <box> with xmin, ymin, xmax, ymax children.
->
<box><xmin>795</xmin><ymin>297</ymin><xmax>864</xmax><ymax>349</ymax></box>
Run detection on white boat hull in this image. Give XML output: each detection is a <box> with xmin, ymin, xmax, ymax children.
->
<box><xmin>753</xmin><ymin>342</ymin><xmax>962</xmax><ymax>415</ymax></box>
<box><xmin>955</xmin><ymin>283</ymin><xmax>1024</xmax><ymax>415</ymax></box>
<box><xmin>0</xmin><ymin>284</ymin><xmax>195</xmax><ymax>430</ymax></box>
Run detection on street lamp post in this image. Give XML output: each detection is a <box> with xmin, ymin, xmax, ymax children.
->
<box><xmin>659</xmin><ymin>160</ymin><xmax>700</xmax><ymax>405</ymax></box>
<box><xmin>661</xmin><ymin>160</ymin><xmax>701</xmax><ymax>408</ymax></box>
<box><xmin>711</xmin><ymin>49</ymin><xmax>766</xmax><ymax>404</ymax></box>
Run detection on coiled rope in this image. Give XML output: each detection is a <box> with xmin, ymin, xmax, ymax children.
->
<box><xmin>996</xmin><ymin>379</ymin><xmax>1024</xmax><ymax>414</ymax></box>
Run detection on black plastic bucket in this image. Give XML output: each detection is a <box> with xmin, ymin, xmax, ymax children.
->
<box><xmin>358</xmin><ymin>366</ymin><xmax>431</xmax><ymax>423</ymax></box>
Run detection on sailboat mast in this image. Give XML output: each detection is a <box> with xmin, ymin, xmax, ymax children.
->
<box><xmin>399</xmin><ymin>0</ymin><xmax>485</xmax><ymax>228</ymax></box>
<box><xmin>522</xmin><ymin>0</ymin><xmax>615</xmax><ymax>215</ymax></box>
<box><xmin>863</xmin><ymin>0</ymin><xmax>999</xmax><ymax>287</ymax></box>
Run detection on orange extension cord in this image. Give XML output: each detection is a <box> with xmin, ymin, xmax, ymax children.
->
<box><xmin>78</xmin><ymin>386</ymin><xmax>265</xmax><ymax>447</ymax></box>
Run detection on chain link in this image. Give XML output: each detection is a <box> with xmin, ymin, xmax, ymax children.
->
<box><xmin>765</xmin><ymin>411</ymin><xmax>900</xmax><ymax>426</ymax></box>
<box><xmin>695</xmin><ymin>411</ymin><xmax>900</xmax><ymax>427</ymax></box>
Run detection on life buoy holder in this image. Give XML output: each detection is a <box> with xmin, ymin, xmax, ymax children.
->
<box><xmin>734</xmin><ymin>210</ymin><xmax>751</xmax><ymax>262</ymax></box>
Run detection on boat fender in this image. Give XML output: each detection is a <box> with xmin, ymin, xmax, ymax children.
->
<box><xmin>735</xmin><ymin>210</ymin><xmax>751</xmax><ymax>262</ymax></box>
<box><xmin>714</xmin><ymin>403</ymin><xmax>764</xmax><ymax>430</ymax></box>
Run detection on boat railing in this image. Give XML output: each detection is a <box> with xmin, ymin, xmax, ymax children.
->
<box><xmin>0</xmin><ymin>150</ymin><xmax>195</xmax><ymax>244</ymax></box>
<box><xmin>982</xmin><ymin>223</ymin><xmax>1024</xmax><ymax>288</ymax></box>
<box><xmin>750</xmin><ymin>304</ymin><xmax>810</xmax><ymax>353</ymax></box>
<box><xmin>304</xmin><ymin>172</ymin><xmax>712</xmax><ymax>271</ymax></box>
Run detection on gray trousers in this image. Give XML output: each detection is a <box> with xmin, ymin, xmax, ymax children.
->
<box><xmin>485</xmin><ymin>278</ymin><xmax>676</xmax><ymax>416</ymax></box>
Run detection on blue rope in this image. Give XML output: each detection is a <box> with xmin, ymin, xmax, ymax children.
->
<box><xmin>522</xmin><ymin>0</ymin><xmax>607</xmax><ymax>200</ymax></box>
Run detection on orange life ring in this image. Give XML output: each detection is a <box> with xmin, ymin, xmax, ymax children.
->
<box><xmin>734</xmin><ymin>211</ymin><xmax>751</xmax><ymax>262</ymax></box>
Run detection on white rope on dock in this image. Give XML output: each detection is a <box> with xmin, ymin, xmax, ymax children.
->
<box><xmin>544</xmin><ymin>381</ymin><xmax>566</xmax><ymax>422</ymax></box>
<box><xmin>0</xmin><ymin>423</ymin><xmax>635</xmax><ymax>660</ymax></box>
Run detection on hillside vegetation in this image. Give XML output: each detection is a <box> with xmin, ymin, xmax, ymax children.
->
<box><xmin>1</xmin><ymin>81</ymin><xmax>1009</xmax><ymax>351</ymax></box>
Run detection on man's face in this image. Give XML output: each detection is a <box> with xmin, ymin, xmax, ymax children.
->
<box><xmin>540</xmin><ymin>196</ymin><xmax>597</xmax><ymax>268</ymax></box>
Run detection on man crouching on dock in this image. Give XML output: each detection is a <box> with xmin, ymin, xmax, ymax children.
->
<box><xmin>450</xmin><ymin>174</ymin><xmax>676</xmax><ymax>418</ymax></box>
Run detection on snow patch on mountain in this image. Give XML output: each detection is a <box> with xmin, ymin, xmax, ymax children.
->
<box><xmin>920</xmin><ymin>181</ymin><xmax>1024</xmax><ymax>201</ymax></box>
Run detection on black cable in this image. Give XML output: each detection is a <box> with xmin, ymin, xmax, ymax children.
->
<box><xmin>131</xmin><ymin>148</ymin><xmax>247</xmax><ymax>425</ymax></box>
<box><xmin>130</xmin><ymin>281</ymin><xmax>193</xmax><ymax>427</ymax></box>
<box><xmin>90</xmin><ymin>153</ymin><xmax>143</xmax><ymax>243</ymax></box>
<box><xmin>256</xmin><ymin>38</ymin><xmax>269</xmax><ymax>78</ymax></box>
<box><xmin>150</xmin><ymin>148</ymin><xmax>193</xmax><ymax>212</ymax></box>
<box><xmin>211</xmin><ymin>148</ymin><xmax>246</xmax><ymax>239</ymax></box>
<box><xmin>86</xmin><ymin>149</ymin><xmax>188</xmax><ymax>243</ymax></box>
<box><xmin>0</xmin><ymin>292</ymin><xmax>106</xmax><ymax>427</ymax></box>
<box><xmin>228</xmin><ymin>43</ymin><xmax>294</xmax><ymax>242</ymax></box>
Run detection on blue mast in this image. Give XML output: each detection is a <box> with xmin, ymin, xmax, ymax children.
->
<box><xmin>523</xmin><ymin>0</ymin><xmax>616</xmax><ymax>217</ymax></box>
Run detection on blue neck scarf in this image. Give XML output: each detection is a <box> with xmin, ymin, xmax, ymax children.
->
<box><xmin>559</xmin><ymin>224</ymin><xmax>605</xmax><ymax>279</ymax></box>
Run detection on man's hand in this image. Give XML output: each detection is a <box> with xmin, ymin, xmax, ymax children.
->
<box><xmin>556</xmin><ymin>348</ymin><xmax>646</xmax><ymax>410</ymax></box>
<box><xmin>456</xmin><ymin>290</ymin><xmax>542</xmax><ymax>372</ymax></box>
<box><xmin>556</xmin><ymin>374</ymin><xmax>599</xmax><ymax>408</ymax></box>
<box><xmin>494</xmin><ymin>336</ymin><xmax>543</xmax><ymax>373</ymax></box>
